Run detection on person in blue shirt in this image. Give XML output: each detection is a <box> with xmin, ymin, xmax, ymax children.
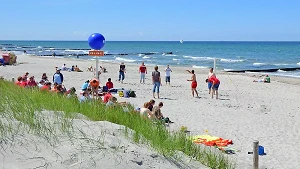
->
<box><xmin>81</xmin><ymin>80</ymin><xmax>90</xmax><ymax>91</ymax></box>
<box><xmin>53</xmin><ymin>69</ymin><xmax>64</xmax><ymax>84</ymax></box>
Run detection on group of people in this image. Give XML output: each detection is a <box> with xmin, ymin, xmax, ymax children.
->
<box><xmin>14</xmin><ymin>71</ymin><xmax>77</xmax><ymax>97</ymax></box>
<box><xmin>59</xmin><ymin>64</ymin><xmax>83</xmax><ymax>72</ymax></box>
<box><xmin>139</xmin><ymin>99</ymin><xmax>172</xmax><ymax>124</ymax></box>
<box><xmin>119</xmin><ymin>61</ymin><xmax>220</xmax><ymax>99</ymax></box>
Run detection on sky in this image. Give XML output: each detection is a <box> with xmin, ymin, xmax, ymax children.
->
<box><xmin>1</xmin><ymin>0</ymin><xmax>300</xmax><ymax>41</ymax></box>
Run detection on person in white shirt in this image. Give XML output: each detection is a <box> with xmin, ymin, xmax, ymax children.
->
<box><xmin>165</xmin><ymin>65</ymin><xmax>172</xmax><ymax>85</ymax></box>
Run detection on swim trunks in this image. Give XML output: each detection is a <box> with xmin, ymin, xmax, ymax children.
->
<box><xmin>191</xmin><ymin>81</ymin><xmax>197</xmax><ymax>89</ymax></box>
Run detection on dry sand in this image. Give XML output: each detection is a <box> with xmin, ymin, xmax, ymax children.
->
<box><xmin>1</xmin><ymin>52</ymin><xmax>300</xmax><ymax>169</ymax></box>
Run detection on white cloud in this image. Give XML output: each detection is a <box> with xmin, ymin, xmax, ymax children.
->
<box><xmin>73</xmin><ymin>31</ymin><xmax>88</xmax><ymax>36</ymax></box>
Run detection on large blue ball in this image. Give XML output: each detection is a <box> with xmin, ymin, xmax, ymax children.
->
<box><xmin>88</xmin><ymin>33</ymin><xmax>105</xmax><ymax>50</ymax></box>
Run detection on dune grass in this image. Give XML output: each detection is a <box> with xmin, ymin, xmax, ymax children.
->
<box><xmin>0</xmin><ymin>80</ymin><xmax>235</xmax><ymax>169</ymax></box>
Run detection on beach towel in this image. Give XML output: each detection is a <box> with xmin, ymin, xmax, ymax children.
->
<box><xmin>189</xmin><ymin>134</ymin><xmax>233</xmax><ymax>147</ymax></box>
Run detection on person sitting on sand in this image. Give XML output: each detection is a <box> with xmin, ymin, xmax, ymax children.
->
<box><xmin>18</xmin><ymin>76</ymin><xmax>28</xmax><ymax>87</ymax></box>
<box><xmin>15</xmin><ymin>76</ymin><xmax>22</xmax><ymax>86</ymax></box>
<box><xmin>41</xmin><ymin>82</ymin><xmax>52</xmax><ymax>91</ymax></box>
<box><xmin>106</xmin><ymin>78</ymin><xmax>114</xmax><ymax>89</ymax></box>
<box><xmin>79</xmin><ymin>91</ymin><xmax>91</xmax><ymax>103</ymax></box>
<box><xmin>41</xmin><ymin>73</ymin><xmax>48</xmax><ymax>81</ymax></box>
<box><xmin>51</xmin><ymin>82</ymin><xmax>58</xmax><ymax>92</ymax></box>
<box><xmin>147</xmin><ymin>99</ymin><xmax>155</xmax><ymax>111</ymax></box>
<box><xmin>140</xmin><ymin>102</ymin><xmax>153</xmax><ymax>119</ymax></box>
<box><xmin>61</xmin><ymin>64</ymin><xmax>68</xmax><ymax>71</ymax></box>
<box><xmin>23</xmin><ymin>72</ymin><xmax>29</xmax><ymax>80</ymax></box>
<box><xmin>38</xmin><ymin>80</ymin><xmax>45</xmax><ymax>88</ymax></box>
<box><xmin>100</xmin><ymin>66</ymin><xmax>107</xmax><ymax>73</ymax></box>
<box><xmin>27</xmin><ymin>76</ymin><xmax>37</xmax><ymax>87</ymax></box>
<box><xmin>103</xmin><ymin>92</ymin><xmax>112</xmax><ymax>103</ymax></box>
<box><xmin>186</xmin><ymin>70</ymin><xmax>199</xmax><ymax>98</ymax></box>
<box><xmin>81</xmin><ymin>80</ymin><xmax>90</xmax><ymax>91</ymax></box>
<box><xmin>74</xmin><ymin>65</ymin><xmax>83</xmax><ymax>72</ymax></box>
<box><xmin>87</xmin><ymin>65</ymin><xmax>93</xmax><ymax>72</ymax></box>
<box><xmin>207</xmin><ymin>76</ymin><xmax>220</xmax><ymax>99</ymax></box>
<box><xmin>152</xmin><ymin>102</ymin><xmax>172</xmax><ymax>123</ymax></box>
<box><xmin>66</xmin><ymin>87</ymin><xmax>77</xmax><ymax>98</ymax></box>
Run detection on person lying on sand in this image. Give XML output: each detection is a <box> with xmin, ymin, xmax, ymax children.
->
<box><xmin>253</xmin><ymin>75</ymin><xmax>271</xmax><ymax>83</ymax></box>
<box><xmin>74</xmin><ymin>65</ymin><xmax>83</xmax><ymax>72</ymax></box>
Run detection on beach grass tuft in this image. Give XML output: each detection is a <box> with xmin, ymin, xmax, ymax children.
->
<box><xmin>0</xmin><ymin>80</ymin><xmax>235</xmax><ymax>169</ymax></box>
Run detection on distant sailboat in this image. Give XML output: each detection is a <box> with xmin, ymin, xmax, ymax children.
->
<box><xmin>180</xmin><ymin>40</ymin><xmax>183</xmax><ymax>43</ymax></box>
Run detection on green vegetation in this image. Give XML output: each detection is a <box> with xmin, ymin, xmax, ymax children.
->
<box><xmin>0</xmin><ymin>80</ymin><xmax>235</xmax><ymax>169</ymax></box>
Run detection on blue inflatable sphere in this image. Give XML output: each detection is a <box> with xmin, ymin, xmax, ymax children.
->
<box><xmin>88</xmin><ymin>33</ymin><xmax>105</xmax><ymax>50</ymax></box>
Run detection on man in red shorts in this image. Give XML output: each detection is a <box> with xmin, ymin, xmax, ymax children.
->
<box><xmin>186</xmin><ymin>70</ymin><xmax>199</xmax><ymax>97</ymax></box>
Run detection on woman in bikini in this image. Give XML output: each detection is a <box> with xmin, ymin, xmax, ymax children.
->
<box><xmin>186</xmin><ymin>70</ymin><xmax>199</xmax><ymax>98</ymax></box>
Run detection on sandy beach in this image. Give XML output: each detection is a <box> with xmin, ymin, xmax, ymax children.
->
<box><xmin>1</xmin><ymin>52</ymin><xmax>300</xmax><ymax>169</ymax></box>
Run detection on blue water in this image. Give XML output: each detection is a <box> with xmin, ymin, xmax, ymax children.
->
<box><xmin>1</xmin><ymin>40</ymin><xmax>300</xmax><ymax>77</ymax></box>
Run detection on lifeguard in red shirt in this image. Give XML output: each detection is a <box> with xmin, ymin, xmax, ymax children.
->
<box><xmin>139</xmin><ymin>62</ymin><xmax>147</xmax><ymax>83</ymax></box>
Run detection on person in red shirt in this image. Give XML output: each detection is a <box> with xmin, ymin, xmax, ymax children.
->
<box><xmin>103</xmin><ymin>92</ymin><xmax>112</xmax><ymax>103</ymax></box>
<box><xmin>27</xmin><ymin>76</ymin><xmax>37</xmax><ymax>87</ymax></box>
<box><xmin>106</xmin><ymin>78</ymin><xmax>114</xmax><ymax>89</ymax></box>
<box><xmin>207</xmin><ymin>76</ymin><xmax>220</xmax><ymax>99</ymax></box>
<box><xmin>41</xmin><ymin>82</ymin><xmax>52</xmax><ymax>91</ymax></box>
<box><xmin>19</xmin><ymin>77</ymin><xmax>28</xmax><ymax>87</ymax></box>
<box><xmin>139</xmin><ymin>62</ymin><xmax>147</xmax><ymax>83</ymax></box>
<box><xmin>15</xmin><ymin>76</ymin><xmax>22</xmax><ymax>86</ymax></box>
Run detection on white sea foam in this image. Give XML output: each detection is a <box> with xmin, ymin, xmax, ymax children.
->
<box><xmin>138</xmin><ymin>54</ymin><xmax>145</xmax><ymax>57</ymax></box>
<box><xmin>274</xmin><ymin>63</ymin><xmax>289</xmax><ymax>66</ymax></box>
<box><xmin>192</xmin><ymin>65</ymin><xmax>208</xmax><ymax>69</ymax></box>
<box><xmin>297</xmin><ymin>62</ymin><xmax>300</xmax><ymax>65</ymax></box>
<box><xmin>183</xmin><ymin>56</ymin><xmax>214</xmax><ymax>60</ymax></box>
<box><xmin>253</xmin><ymin>62</ymin><xmax>267</xmax><ymax>66</ymax></box>
<box><xmin>277</xmin><ymin>69</ymin><xmax>286</xmax><ymax>72</ymax></box>
<box><xmin>172</xmin><ymin>58</ymin><xmax>180</xmax><ymax>61</ymax></box>
<box><xmin>115</xmin><ymin>57</ymin><xmax>136</xmax><ymax>62</ymax></box>
<box><xmin>220</xmin><ymin>59</ymin><xmax>244</xmax><ymax>63</ymax></box>
<box><xmin>224</xmin><ymin>69</ymin><xmax>234</xmax><ymax>71</ymax></box>
<box><xmin>142</xmin><ymin>56</ymin><xmax>150</xmax><ymax>59</ymax></box>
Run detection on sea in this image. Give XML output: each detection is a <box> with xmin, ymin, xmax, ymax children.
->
<box><xmin>1</xmin><ymin>41</ymin><xmax>300</xmax><ymax>78</ymax></box>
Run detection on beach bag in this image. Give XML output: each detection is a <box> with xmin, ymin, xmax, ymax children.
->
<box><xmin>129</xmin><ymin>90</ymin><xmax>136</xmax><ymax>97</ymax></box>
<box><xmin>103</xmin><ymin>86</ymin><xmax>108</xmax><ymax>92</ymax></box>
<box><xmin>124</xmin><ymin>90</ymin><xmax>130</xmax><ymax>98</ymax></box>
<box><xmin>118</xmin><ymin>90</ymin><xmax>124</xmax><ymax>97</ymax></box>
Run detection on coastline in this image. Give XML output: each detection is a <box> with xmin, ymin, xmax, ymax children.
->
<box><xmin>1</xmin><ymin>51</ymin><xmax>300</xmax><ymax>168</ymax></box>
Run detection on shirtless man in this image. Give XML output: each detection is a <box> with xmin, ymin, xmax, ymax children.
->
<box><xmin>186</xmin><ymin>70</ymin><xmax>199</xmax><ymax>97</ymax></box>
<box><xmin>207</xmin><ymin>68</ymin><xmax>216</xmax><ymax>94</ymax></box>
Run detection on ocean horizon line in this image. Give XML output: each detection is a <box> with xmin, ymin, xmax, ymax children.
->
<box><xmin>1</xmin><ymin>40</ymin><xmax>300</xmax><ymax>42</ymax></box>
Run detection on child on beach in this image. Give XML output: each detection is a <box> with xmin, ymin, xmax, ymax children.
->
<box><xmin>186</xmin><ymin>70</ymin><xmax>199</xmax><ymax>98</ymax></box>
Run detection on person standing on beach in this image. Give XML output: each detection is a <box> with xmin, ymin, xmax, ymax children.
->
<box><xmin>119</xmin><ymin>62</ymin><xmax>126</xmax><ymax>83</ymax></box>
<box><xmin>186</xmin><ymin>70</ymin><xmax>199</xmax><ymax>97</ymax></box>
<box><xmin>53</xmin><ymin>69</ymin><xmax>64</xmax><ymax>85</ymax></box>
<box><xmin>208</xmin><ymin>68</ymin><xmax>216</xmax><ymax>94</ymax></box>
<box><xmin>139</xmin><ymin>62</ymin><xmax>147</xmax><ymax>83</ymax></box>
<box><xmin>207</xmin><ymin>76</ymin><xmax>220</xmax><ymax>99</ymax></box>
<box><xmin>152</xmin><ymin>65</ymin><xmax>162</xmax><ymax>99</ymax></box>
<box><xmin>165</xmin><ymin>65</ymin><xmax>172</xmax><ymax>85</ymax></box>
